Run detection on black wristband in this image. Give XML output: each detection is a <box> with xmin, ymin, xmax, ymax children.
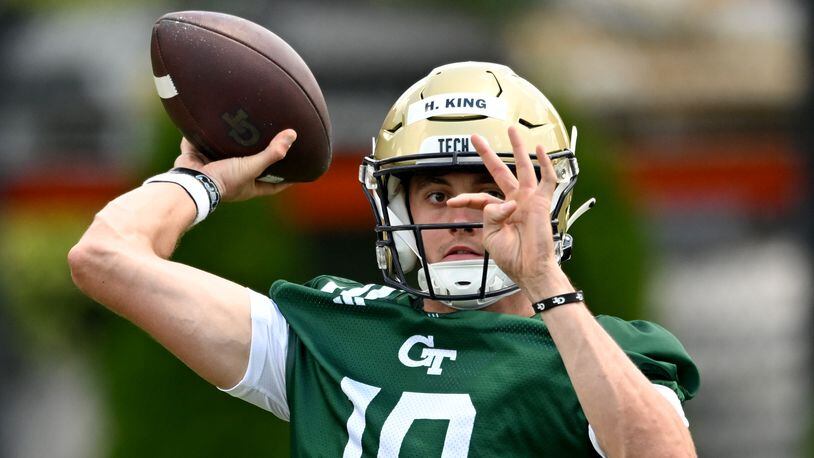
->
<box><xmin>531</xmin><ymin>290</ymin><xmax>584</xmax><ymax>313</ymax></box>
<box><xmin>170</xmin><ymin>167</ymin><xmax>221</xmax><ymax>213</ymax></box>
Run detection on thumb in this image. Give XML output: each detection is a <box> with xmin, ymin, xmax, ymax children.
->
<box><xmin>246</xmin><ymin>129</ymin><xmax>297</xmax><ymax>174</ymax></box>
<box><xmin>175</xmin><ymin>138</ymin><xmax>210</xmax><ymax>168</ymax></box>
<box><xmin>484</xmin><ymin>200</ymin><xmax>516</xmax><ymax>225</ymax></box>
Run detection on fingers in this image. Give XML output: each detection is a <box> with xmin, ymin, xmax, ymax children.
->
<box><xmin>483</xmin><ymin>200</ymin><xmax>517</xmax><ymax>226</ymax></box>
<box><xmin>508</xmin><ymin>126</ymin><xmax>536</xmax><ymax>187</ymax></box>
<box><xmin>254</xmin><ymin>182</ymin><xmax>292</xmax><ymax>197</ymax></box>
<box><xmin>245</xmin><ymin>129</ymin><xmax>296</xmax><ymax>175</ymax></box>
<box><xmin>447</xmin><ymin>192</ymin><xmax>504</xmax><ymax>210</ymax></box>
<box><xmin>471</xmin><ymin>134</ymin><xmax>518</xmax><ymax>194</ymax></box>
<box><xmin>534</xmin><ymin>144</ymin><xmax>557</xmax><ymax>195</ymax></box>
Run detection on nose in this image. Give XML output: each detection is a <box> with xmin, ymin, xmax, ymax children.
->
<box><xmin>447</xmin><ymin>205</ymin><xmax>479</xmax><ymax>234</ymax></box>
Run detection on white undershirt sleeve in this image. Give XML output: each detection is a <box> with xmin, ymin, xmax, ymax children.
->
<box><xmin>588</xmin><ymin>384</ymin><xmax>689</xmax><ymax>457</ymax></box>
<box><xmin>219</xmin><ymin>289</ymin><xmax>290</xmax><ymax>421</ymax></box>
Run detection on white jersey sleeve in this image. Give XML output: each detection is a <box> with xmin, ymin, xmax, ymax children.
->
<box><xmin>219</xmin><ymin>289</ymin><xmax>290</xmax><ymax>421</ymax></box>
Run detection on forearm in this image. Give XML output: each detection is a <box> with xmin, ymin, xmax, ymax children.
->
<box><xmin>521</xmin><ymin>269</ymin><xmax>695</xmax><ymax>457</ymax></box>
<box><xmin>89</xmin><ymin>183</ymin><xmax>195</xmax><ymax>257</ymax></box>
<box><xmin>69</xmin><ymin>182</ymin><xmax>250</xmax><ymax>387</ymax></box>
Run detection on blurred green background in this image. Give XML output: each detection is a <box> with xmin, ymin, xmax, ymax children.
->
<box><xmin>0</xmin><ymin>1</ymin><xmax>810</xmax><ymax>457</ymax></box>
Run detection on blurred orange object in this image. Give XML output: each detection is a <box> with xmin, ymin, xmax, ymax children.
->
<box><xmin>279</xmin><ymin>151</ymin><xmax>374</xmax><ymax>231</ymax></box>
<box><xmin>623</xmin><ymin>135</ymin><xmax>805</xmax><ymax>216</ymax></box>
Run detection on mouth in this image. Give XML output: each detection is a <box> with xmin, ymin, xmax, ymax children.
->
<box><xmin>442</xmin><ymin>245</ymin><xmax>484</xmax><ymax>262</ymax></box>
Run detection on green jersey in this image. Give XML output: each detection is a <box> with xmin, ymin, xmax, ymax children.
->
<box><xmin>271</xmin><ymin>276</ymin><xmax>699</xmax><ymax>457</ymax></box>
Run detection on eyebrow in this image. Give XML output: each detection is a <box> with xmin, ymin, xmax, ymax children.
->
<box><xmin>411</xmin><ymin>173</ymin><xmax>495</xmax><ymax>190</ymax></box>
<box><xmin>412</xmin><ymin>176</ymin><xmax>450</xmax><ymax>189</ymax></box>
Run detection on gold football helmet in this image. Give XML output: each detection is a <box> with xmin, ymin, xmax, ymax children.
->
<box><xmin>359</xmin><ymin>62</ymin><xmax>593</xmax><ymax>309</ymax></box>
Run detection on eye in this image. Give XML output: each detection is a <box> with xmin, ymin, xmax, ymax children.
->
<box><xmin>427</xmin><ymin>191</ymin><xmax>447</xmax><ymax>204</ymax></box>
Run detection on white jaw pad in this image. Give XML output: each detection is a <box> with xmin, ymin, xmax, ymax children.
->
<box><xmin>385</xmin><ymin>176</ymin><xmax>420</xmax><ymax>272</ymax></box>
<box><xmin>417</xmin><ymin>259</ymin><xmax>516</xmax><ymax>310</ymax></box>
<box><xmin>387</xmin><ymin>207</ymin><xmax>419</xmax><ymax>272</ymax></box>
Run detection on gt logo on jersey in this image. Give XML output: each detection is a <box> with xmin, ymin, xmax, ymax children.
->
<box><xmin>398</xmin><ymin>335</ymin><xmax>457</xmax><ymax>375</ymax></box>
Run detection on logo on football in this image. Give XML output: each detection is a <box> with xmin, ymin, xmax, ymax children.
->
<box><xmin>221</xmin><ymin>109</ymin><xmax>260</xmax><ymax>147</ymax></box>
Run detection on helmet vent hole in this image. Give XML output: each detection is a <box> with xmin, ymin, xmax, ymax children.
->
<box><xmin>519</xmin><ymin>118</ymin><xmax>544</xmax><ymax>129</ymax></box>
<box><xmin>385</xmin><ymin>122</ymin><xmax>403</xmax><ymax>134</ymax></box>
<box><xmin>456</xmin><ymin>281</ymin><xmax>471</xmax><ymax>287</ymax></box>
<box><xmin>486</xmin><ymin>71</ymin><xmax>503</xmax><ymax>97</ymax></box>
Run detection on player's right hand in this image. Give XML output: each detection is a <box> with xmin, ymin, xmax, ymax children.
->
<box><xmin>174</xmin><ymin>129</ymin><xmax>296</xmax><ymax>202</ymax></box>
<box><xmin>447</xmin><ymin>125</ymin><xmax>564</xmax><ymax>295</ymax></box>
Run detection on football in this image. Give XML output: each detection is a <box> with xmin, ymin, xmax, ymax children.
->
<box><xmin>150</xmin><ymin>11</ymin><xmax>332</xmax><ymax>183</ymax></box>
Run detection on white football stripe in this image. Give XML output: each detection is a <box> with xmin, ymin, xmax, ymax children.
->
<box><xmin>154</xmin><ymin>74</ymin><xmax>178</xmax><ymax>99</ymax></box>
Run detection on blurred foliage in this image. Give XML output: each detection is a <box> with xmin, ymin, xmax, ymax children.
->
<box><xmin>0</xmin><ymin>209</ymin><xmax>99</xmax><ymax>355</ymax></box>
<box><xmin>560</xmin><ymin>112</ymin><xmax>648</xmax><ymax>320</ymax></box>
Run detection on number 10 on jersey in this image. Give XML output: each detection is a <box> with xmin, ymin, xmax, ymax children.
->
<box><xmin>341</xmin><ymin>376</ymin><xmax>476</xmax><ymax>457</ymax></box>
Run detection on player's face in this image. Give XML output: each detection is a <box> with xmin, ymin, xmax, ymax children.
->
<box><xmin>408</xmin><ymin>172</ymin><xmax>504</xmax><ymax>264</ymax></box>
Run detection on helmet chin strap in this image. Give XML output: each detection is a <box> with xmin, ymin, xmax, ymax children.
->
<box><xmin>417</xmin><ymin>259</ymin><xmax>517</xmax><ymax>310</ymax></box>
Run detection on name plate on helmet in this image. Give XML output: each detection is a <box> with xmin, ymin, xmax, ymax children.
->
<box><xmin>406</xmin><ymin>93</ymin><xmax>507</xmax><ymax>125</ymax></box>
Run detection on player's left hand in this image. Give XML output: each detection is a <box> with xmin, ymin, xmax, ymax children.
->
<box><xmin>446</xmin><ymin>125</ymin><xmax>561</xmax><ymax>288</ymax></box>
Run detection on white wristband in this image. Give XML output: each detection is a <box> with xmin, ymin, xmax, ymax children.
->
<box><xmin>143</xmin><ymin>169</ymin><xmax>220</xmax><ymax>225</ymax></box>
